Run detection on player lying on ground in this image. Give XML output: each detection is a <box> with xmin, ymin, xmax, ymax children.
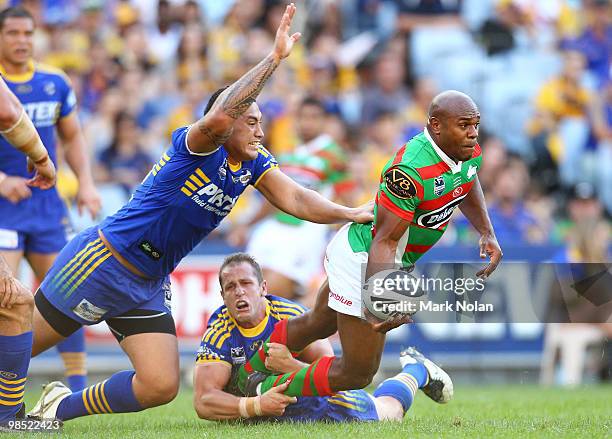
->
<box><xmin>0</xmin><ymin>7</ymin><xmax>100</xmax><ymax>393</ymax></box>
<box><xmin>0</xmin><ymin>73</ymin><xmax>55</xmax><ymax>425</ymax></box>
<box><xmin>193</xmin><ymin>253</ymin><xmax>452</xmax><ymax>422</ymax></box>
<box><xmin>26</xmin><ymin>3</ymin><xmax>372</xmax><ymax>422</ymax></box>
<box><xmin>236</xmin><ymin>91</ymin><xmax>503</xmax><ymax>399</ymax></box>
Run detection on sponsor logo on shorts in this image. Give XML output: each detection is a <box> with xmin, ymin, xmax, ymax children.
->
<box><xmin>452</xmin><ymin>187</ymin><xmax>463</xmax><ymax>197</ymax></box>
<box><xmin>329</xmin><ymin>291</ymin><xmax>352</xmax><ymax>307</ymax></box>
<box><xmin>72</xmin><ymin>299</ymin><xmax>107</xmax><ymax>322</ymax></box>
<box><xmin>0</xmin><ymin>370</ymin><xmax>18</xmax><ymax>380</ymax></box>
<box><xmin>163</xmin><ymin>283</ymin><xmax>172</xmax><ymax>311</ymax></box>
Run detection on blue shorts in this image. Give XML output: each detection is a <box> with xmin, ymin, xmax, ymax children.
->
<box><xmin>39</xmin><ymin>227</ymin><xmax>171</xmax><ymax>326</ymax></box>
<box><xmin>272</xmin><ymin>390</ymin><xmax>379</xmax><ymax>423</ymax></box>
<box><xmin>0</xmin><ymin>188</ymin><xmax>68</xmax><ymax>253</ymax></box>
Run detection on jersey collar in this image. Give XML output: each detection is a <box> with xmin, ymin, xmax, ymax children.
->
<box><xmin>0</xmin><ymin>60</ymin><xmax>35</xmax><ymax>83</ymax></box>
<box><xmin>423</xmin><ymin>127</ymin><xmax>462</xmax><ymax>174</ymax></box>
<box><xmin>232</xmin><ymin>300</ymin><xmax>270</xmax><ymax>338</ymax></box>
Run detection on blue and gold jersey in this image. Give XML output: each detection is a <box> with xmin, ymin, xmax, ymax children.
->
<box><xmin>0</xmin><ymin>61</ymin><xmax>76</xmax><ymax>232</ymax></box>
<box><xmin>196</xmin><ymin>294</ymin><xmax>306</xmax><ymax>369</ymax></box>
<box><xmin>195</xmin><ymin>295</ymin><xmax>379</xmax><ymax>423</ymax></box>
<box><xmin>0</xmin><ymin>61</ymin><xmax>76</xmax><ymax>179</ymax></box>
<box><xmin>100</xmin><ymin>126</ymin><xmax>278</xmax><ymax>278</ymax></box>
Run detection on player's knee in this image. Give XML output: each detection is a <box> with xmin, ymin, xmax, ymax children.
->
<box><xmin>142</xmin><ymin>374</ymin><xmax>180</xmax><ymax>406</ymax></box>
<box><xmin>1</xmin><ymin>293</ymin><xmax>34</xmax><ymax>330</ymax></box>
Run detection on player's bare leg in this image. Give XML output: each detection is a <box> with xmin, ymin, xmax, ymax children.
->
<box><xmin>0</xmin><ymin>276</ymin><xmax>33</xmax><ymax>423</ymax></box>
<box><xmin>327</xmin><ymin>313</ymin><xmax>386</xmax><ymax>390</ymax></box>
<box><xmin>371</xmin><ymin>396</ymin><xmax>404</xmax><ymax>421</ymax></box>
<box><xmin>236</xmin><ymin>279</ymin><xmax>338</xmax><ymax>389</ymax></box>
<box><xmin>27</xmin><ymin>252</ymin><xmax>87</xmax><ymax>391</ymax></box>
<box><xmin>286</xmin><ymin>279</ymin><xmax>337</xmax><ymax>349</ymax></box>
<box><xmin>240</xmin><ymin>311</ymin><xmax>385</xmax><ymax>397</ymax></box>
<box><xmin>29</xmin><ymin>331</ymin><xmax>179</xmax><ymax>421</ymax></box>
<box><xmin>0</xmin><ymin>250</ymin><xmax>23</xmax><ymax>276</ymax></box>
<box><xmin>120</xmin><ymin>333</ymin><xmax>180</xmax><ymax>408</ymax></box>
<box><xmin>31</xmin><ymin>306</ymin><xmax>66</xmax><ymax>355</ymax></box>
<box><xmin>0</xmin><ymin>285</ymin><xmax>33</xmax><ymax>336</ymax></box>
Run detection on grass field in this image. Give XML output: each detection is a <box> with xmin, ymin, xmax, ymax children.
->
<box><xmin>14</xmin><ymin>384</ymin><xmax>611</xmax><ymax>438</ymax></box>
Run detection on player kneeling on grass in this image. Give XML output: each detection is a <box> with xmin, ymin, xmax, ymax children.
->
<box><xmin>193</xmin><ymin>253</ymin><xmax>452</xmax><ymax>422</ymax></box>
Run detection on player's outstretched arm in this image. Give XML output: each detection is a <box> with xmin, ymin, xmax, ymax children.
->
<box><xmin>458</xmin><ymin>175</ymin><xmax>502</xmax><ymax>278</ymax></box>
<box><xmin>0</xmin><ymin>77</ymin><xmax>56</xmax><ymax>189</ymax></box>
<box><xmin>193</xmin><ymin>362</ymin><xmax>296</xmax><ymax>420</ymax></box>
<box><xmin>364</xmin><ymin>204</ymin><xmax>414</xmax><ymax>332</ymax></box>
<box><xmin>256</xmin><ymin>168</ymin><xmax>374</xmax><ymax>224</ymax></box>
<box><xmin>187</xmin><ymin>3</ymin><xmax>301</xmax><ymax>154</ymax></box>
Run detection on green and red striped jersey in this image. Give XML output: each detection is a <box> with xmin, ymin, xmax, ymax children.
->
<box><xmin>348</xmin><ymin>129</ymin><xmax>482</xmax><ymax>266</ymax></box>
<box><xmin>276</xmin><ymin>135</ymin><xmax>350</xmax><ymax>225</ymax></box>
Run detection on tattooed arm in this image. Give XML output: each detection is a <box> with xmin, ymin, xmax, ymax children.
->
<box><xmin>186</xmin><ymin>3</ymin><xmax>301</xmax><ymax>153</ymax></box>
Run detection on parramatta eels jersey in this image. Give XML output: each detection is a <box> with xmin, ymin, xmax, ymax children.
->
<box><xmin>100</xmin><ymin>126</ymin><xmax>278</xmax><ymax>278</ymax></box>
<box><xmin>348</xmin><ymin>129</ymin><xmax>482</xmax><ymax>266</ymax></box>
<box><xmin>0</xmin><ymin>61</ymin><xmax>76</xmax><ymax>226</ymax></box>
<box><xmin>196</xmin><ymin>294</ymin><xmax>307</xmax><ymax>377</ymax></box>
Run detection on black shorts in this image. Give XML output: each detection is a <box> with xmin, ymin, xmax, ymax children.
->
<box><xmin>35</xmin><ymin>291</ymin><xmax>176</xmax><ymax>343</ymax></box>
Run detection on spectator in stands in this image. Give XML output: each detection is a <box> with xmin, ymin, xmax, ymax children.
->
<box><xmin>590</xmin><ymin>79</ymin><xmax>612</xmax><ymax>213</ymax></box>
<box><xmin>529</xmin><ymin>50</ymin><xmax>592</xmax><ymax>190</ymax></box>
<box><xmin>361</xmin><ymin>51</ymin><xmax>411</xmax><ymax>123</ymax></box>
<box><xmin>95</xmin><ymin>112</ymin><xmax>153</xmax><ymax>195</ymax></box>
<box><xmin>402</xmin><ymin>76</ymin><xmax>438</xmax><ymax>140</ymax></box>
<box><xmin>487</xmin><ymin>160</ymin><xmax>549</xmax><ymax>245</ymax></box>
<box><xmin>394</xmin><ymin>0</ymin><xmax>463</xmax><ymax>34</ymax></box>
<box><xmin>569</xmin><ymin>0</ymin><xmax>611</xmax><ymax>87</ymax></box>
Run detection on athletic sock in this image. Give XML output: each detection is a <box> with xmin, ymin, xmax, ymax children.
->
<box><xmin>373</xmin><ymin>362</ymin><xmax>428</xmax><ymax>413</ymax></box>
<box><xmin>57</xmin><ymin>328</ymin><xmax>87</xmax><ymax>391</ymax></box>
<box><xmin>56</xmin><ymin>370</ymin><xmax>141</xmax><ymax>420</ymax></box>
<box><xmin>0</xmin><ymin>332</ymin><xmax>32</xmax><ymax>423</ymax></box>
<box><xmin>240</xmin><ymin>355</ymin><xmax>335</xmax><ymax>397</ymax></box>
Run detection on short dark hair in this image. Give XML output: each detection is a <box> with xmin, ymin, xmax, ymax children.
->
<box><xmin>218</xmin><ymin>253</ymin><xmax>264</xmax><ymax>290</ymax></box>
<box><xmin>0</xmin><ymin>7</ymin><xmax>34</xmax><ymax>30</ymax></box>
<box><xmin>203</xmin><ymin>86</ymin><xmax>255</xmax><ymax>117</ymax></box>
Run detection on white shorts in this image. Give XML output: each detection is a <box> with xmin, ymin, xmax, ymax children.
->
<box><xmin>247</xmin><ymin>218</ymin><xmax>329</xmax><ymax>286</ymax></box>
<box><xmin>324</xmin><ymin>223</ymin><xmax>367</xmax><ymax>317</ymax></box>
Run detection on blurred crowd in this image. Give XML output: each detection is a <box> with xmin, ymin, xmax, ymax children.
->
<box><xmin>5</xmin><ymin>0</ymin><xmax>611</xmax><ymax>252</ymax></box>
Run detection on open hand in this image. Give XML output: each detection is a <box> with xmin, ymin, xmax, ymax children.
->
<box><xmin>259</xmin><ymin>380</ymin><xmax>297</xmax><ymax>416</ymax></box>
<box><xmin>476</xmin><ymin>233</ymin><xmax>503</xmax><ymax>279</ymax></box>
<box><xmin>272</xmin><ymin>3</ymin><xmax>301</xmax><ymax>61</ymax></box>
<box><xmin>27</xmin><ymin>156</ymin><xmax>56</xmax><ymax>189</ymax></box>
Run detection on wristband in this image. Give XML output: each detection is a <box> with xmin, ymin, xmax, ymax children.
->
<box><xmin>253</xmin><ymin>396</ymin><xmax>262</xmax><ymax>416</ymax></box>
<box><xmin>0</xmin><ymin>172</ymin><xmax>6</xmax><ymax>186</ymax></box>
<box><xmin>238</xmin><ymin>397</ymin><xmax>249</xmax><ymax>418</ymax></box>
